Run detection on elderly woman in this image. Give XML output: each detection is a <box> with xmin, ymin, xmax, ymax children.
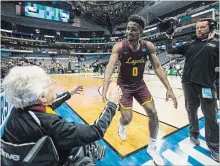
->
<box><xmin>2</xmin><ymin>66</ymin><xmax>122</xmax><ymax>165</ymax></box>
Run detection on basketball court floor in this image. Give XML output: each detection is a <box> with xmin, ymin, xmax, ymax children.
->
<box><xmin>51</xmin><ymin>73</ymin><xmax>219</xmax><ymax>166</ymax></box>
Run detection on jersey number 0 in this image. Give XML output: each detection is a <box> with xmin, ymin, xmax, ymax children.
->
<box><xmin>132</xmin><ymin>67</ymin><xmax>138</xmax><ymax>76</ymax></box>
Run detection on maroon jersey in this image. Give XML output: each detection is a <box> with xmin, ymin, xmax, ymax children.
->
<box><xmin>117</xmin><ymin>39</ymin><xmax>149</xmax><ymax>89</ymax></box>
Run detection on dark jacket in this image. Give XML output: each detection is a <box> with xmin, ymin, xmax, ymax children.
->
<box><xmin>2</xmin><ymin>91</ymin><xmax>117</xmax><ymax>160</ymax></box>
<box><xmin>167</xmin><ymin>35</ymin><xmax>219</xmax><ymax>88</ymax></box>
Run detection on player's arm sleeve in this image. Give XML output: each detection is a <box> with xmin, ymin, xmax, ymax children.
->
<box><xmin>46</xmin><ymin>101</ymin><xmax>117</xmax><ymax>151</ymax></box>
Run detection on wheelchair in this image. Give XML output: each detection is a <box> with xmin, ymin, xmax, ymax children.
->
<box><xmin>1</xmin><ymin>136</ymin><xmax>59</xmax><ymax>166</ymax></box>
<box><xmin>1</xmin><ymin>136</ymin><xmax>106</xmax><ymax>166</ymax></box>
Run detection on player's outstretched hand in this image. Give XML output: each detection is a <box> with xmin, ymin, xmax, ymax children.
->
<box><xmin>166</xmin><ymin>89</ymin><xmax>178</xmax><ymax>109</ymax></box>
<box><xmin>107</xmin><ymin>84</ymin><xmax>122</xmax><ymax>104</ymax></box>
<box><xmin>69</xmin><ymin>85</ymin><xmax>83</xmax><ymax>95</ymax></box>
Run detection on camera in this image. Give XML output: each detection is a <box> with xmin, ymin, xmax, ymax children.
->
<box><xmin>158</xmin><ymin>17</ymin><xmax>179</xmax><ymax>35</ymax></box>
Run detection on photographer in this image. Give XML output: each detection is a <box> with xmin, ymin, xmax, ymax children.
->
<box><xmin>2</xmin><ymin>66</ymin><xmax>122</xmax><ymax>165</ymax></box>
<box><xmin>164</xmin><ymin>18</ymin><xmax>219</xmax><ymax>162</ymax></box>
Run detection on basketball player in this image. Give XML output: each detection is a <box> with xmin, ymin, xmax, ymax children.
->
<box><xmin>102</xmin><ymin>15</ymin><xmax>177</xmax><ymax>165</ymax></box>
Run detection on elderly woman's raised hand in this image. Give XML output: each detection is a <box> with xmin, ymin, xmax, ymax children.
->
<box><xmin>69</xmin><ymin>85</ymin><xmax>83</xmax><ymax>95</ymax></box>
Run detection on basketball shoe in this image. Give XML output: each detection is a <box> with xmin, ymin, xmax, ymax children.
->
<box><xmin>147</xmin><ymin>145</ymin><xmax>164</xmax><ymax>166</ymax></box>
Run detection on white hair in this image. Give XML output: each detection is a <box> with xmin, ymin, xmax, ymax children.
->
<box><xmin>3</xmin><ymin>66</ymin><xmax>49</xmax><ymax>108</ymax></box>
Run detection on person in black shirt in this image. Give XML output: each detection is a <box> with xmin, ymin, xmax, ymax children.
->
<box><xmin>167</xmin><ymin>18</ymin><xmax>219</xmax><ymax>162</ymax></box>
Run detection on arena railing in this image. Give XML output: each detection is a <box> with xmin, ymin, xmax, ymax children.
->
<box><xmin>1</xmin><ymin>29</ymin><xmax>118</xmax><ymax>43</ymax></box>
<box><xmin>1</xmin><ymin>35</ymin><xmax>116</xmax><ymax>46</ymax></box>
<box><xmin>1</xmin><ymin>48</ymin><xmax>33</xmax><ymax>53</ymax></box>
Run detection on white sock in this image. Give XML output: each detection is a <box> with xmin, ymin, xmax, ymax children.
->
<box><xmin>119</xmin><ymin>119</ymin><xmax>124</xmax><ymax>126</ymax></box>
<box><xmin>149</xmin><ymin>138</ymin><xmax>157</xmax><ymax>148</ymax></box>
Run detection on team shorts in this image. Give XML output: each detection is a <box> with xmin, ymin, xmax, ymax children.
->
<box><xmin>118</xmin><ymin>82</ymin><xmax>152</xmax><ymax>110</ymax></box>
